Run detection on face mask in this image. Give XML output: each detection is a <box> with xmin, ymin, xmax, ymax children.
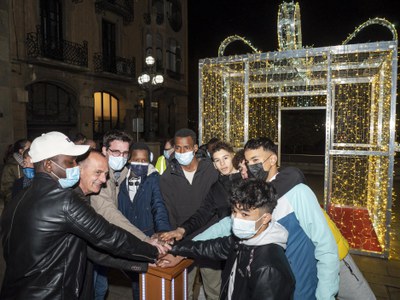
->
<box><xmin>231</xmin><ymin>214</ymin><xmax>265</xmax><ymax>239</ymax></box>
<box><xmin>108</xmin><ymin>156</ymin><xmax>128</xmax><ymax>171</ymax></box>
<box><xmin>247</xmin><ymin>155</ymin><xmax>272</xmax><ymax>180</ymax></box>
<box><xmin>51</xmin><ymin>161</ymin><xmax>80</xmax><ymax>189</ymax></box>
<box><xmin>130</xmin><ymin>162</ymin><xmax>149</xmax><ymax>177</ymax></box>
<box><xmin>175</xmin><ymin>151</ymin><xmax>194</xmax><ymax>166</ymax></box>
<box><xmin>23</xmin><ymin>167</ymin><xmax>35</xmax><ymax>179</ymax></box>
<box><xmin>164</xmin><ymin>149</ymin><xmax>172</xmax><ymax>160</ymax></box>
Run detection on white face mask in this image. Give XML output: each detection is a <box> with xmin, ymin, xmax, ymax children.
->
<box><xmin>108</xmin><ymin>156</ymin><xmax>127</xmax><ymax>171</ymax></box>
<box><xmin>175</xmin><ymin>151</ymin><xmax>194</xmax><ymax>166</ymax></box>
<box><xmin>231</xmin><ymin>214</ymin><xmax>265</xmax><ymax>239</ymax></box>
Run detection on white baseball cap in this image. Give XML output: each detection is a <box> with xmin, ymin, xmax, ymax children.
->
<box><xmin>29</xmin><ymin>131</ymin><xmax>90</xmax><ymax>163</ymax></box>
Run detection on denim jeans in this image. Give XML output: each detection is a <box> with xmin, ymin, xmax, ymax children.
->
<box><xmin>93</xmin><ymin>265</ymin><xmax>109</xmax><ymax>300</ymax></box>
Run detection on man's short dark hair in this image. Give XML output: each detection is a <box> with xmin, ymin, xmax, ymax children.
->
<box><xmin>210</xmin><ymin>141</ymin><xmax>234</xmax><ymax>159</ymax></box>
<box><xmin>102</xmin><ymin>130</ymin><xmax>133</xmax><ymax>149</ymax></box>
<box><xmin>230</xmin><ymin>178</ymin><xmax>277</xmax><ymax>213</ymax></box>
<box><xmin>244</xmin><ymin>137</ymin><xmax>277</xmax><ymax>155</ymax></box>
<box><xmin>174</xmin><ymin>128</ymin><xmax>197</xmax><ymax>145</ymax></box>
<box><xmin>131</xmin><ymin>142</ymin><xmax>151</xmax><ymax>159</ymax></box>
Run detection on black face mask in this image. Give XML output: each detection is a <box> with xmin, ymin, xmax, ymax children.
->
<box><xmin>247</xmin><ymin>162</ymin><xmax>269</xmax><ymax>180</ymax></box>
<box><xmin>246</xmin><ymin>154</ymin><xmax>272</xmax><ymax>180</ymax></box>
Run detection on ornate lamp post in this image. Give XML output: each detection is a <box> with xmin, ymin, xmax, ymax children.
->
<box><xmin>138</xmin><ymin>55</ymin><xmax>164</xmax><ymax>141</ymax></box>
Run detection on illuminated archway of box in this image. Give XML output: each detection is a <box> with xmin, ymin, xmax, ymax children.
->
<box><xmin>198</xmin><ymin>41</ymin><xmax>398</xmax><ymax>257</ymax></box>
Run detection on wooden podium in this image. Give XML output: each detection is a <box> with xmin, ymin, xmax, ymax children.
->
<box><xmin>140</xmin><ymin>259</ymin><xmax>193</xmax><ymax>300</ymax></box>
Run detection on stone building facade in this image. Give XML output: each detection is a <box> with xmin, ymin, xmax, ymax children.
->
<box><xmin>0</xmin><ymin>0</ymin><xmax>188</xmax><ymax>161</ymax></box>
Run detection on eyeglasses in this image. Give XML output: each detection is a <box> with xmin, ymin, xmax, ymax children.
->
<box><xmin>107</xmin><ymin>148</ymin><xmax>130</xmax><ymax>158</ymax></box>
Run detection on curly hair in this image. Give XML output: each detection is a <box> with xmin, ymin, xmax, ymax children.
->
<box><xmin>230</xmin><ymin>178</ymin><xmax>277</xmax><ymax>213</ymax></box>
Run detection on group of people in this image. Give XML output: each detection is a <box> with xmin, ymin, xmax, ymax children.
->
<box><xmin>0</xmin><ymin>128</ymin><xmax>376</xmax><ymax>300</ymax></box>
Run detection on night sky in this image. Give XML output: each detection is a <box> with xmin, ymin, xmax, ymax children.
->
<box><xmin>186</xmin><ymin>0</ymin><xmax>399</xmax><ymax>127</ymax></box>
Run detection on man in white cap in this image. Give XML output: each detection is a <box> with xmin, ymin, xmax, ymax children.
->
<box><xmin>0</xmin><ymin>131</ymin><xmax>161</xmax><ymax>300</ymax></box>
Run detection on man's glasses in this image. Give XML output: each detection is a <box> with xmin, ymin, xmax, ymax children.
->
<box><xmin>107</xmin><ymin>148</ymin><xmax>130</xmax><ymax>158</ymax></box>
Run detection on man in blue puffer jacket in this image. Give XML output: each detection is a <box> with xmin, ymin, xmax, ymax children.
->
<box><xmin>118</xmin><ymin>142</ymin><xmax>171</xmax><ymax>299</ymax></box>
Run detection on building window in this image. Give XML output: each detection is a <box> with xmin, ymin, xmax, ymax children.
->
<box><xmin>102</xmin><ymin>20</ymin><xmax>116</xmax><ymax>72</ymax></box>
<box><xmin>156</xmin><ymin>33</ymin><xmax>163</xmax><ymax>71</ymax></box>
<box><xmin>146</xmin><ymin>33</ymin><xmax>153</xmax><ymax>57</ymax></box>
<box><xmin>167</xmin><ymin>38</ymin><xmax>181</xmax><ymax>78</ymax></box>
<box><xmin>94</xmin><ymin>92</ymin><xmax>119</xmax><ymax>139</ymax></box>
<box><xmin>40</xmin><ymin>0</ymin><xmax>63</xmax><ymax>60</ymax></box>
<box><xmin>152</xmin><ymin>0</ymin><xmax>164</xmax><ymax>25</ymax></box>
<box><xmin>166</xmin><ymin>0</ymin><xmax>182</xmax><ymax>32</ymax></box>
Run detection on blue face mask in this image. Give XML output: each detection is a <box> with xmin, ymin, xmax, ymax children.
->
<box><xmin>108</xmin><ymin>156</ymin><xmax>128</xmax><ymax>171</ymax></box>
<box><xmin>23</xmin><ymin>167</ymin><xmax>35</xmax><ymax>179</ymax></box>
<box><xmin>51</xmin><ymin>161</ymin><xmax>80</xmax><ymax>189</ymax></box>
<box><xmin>175</xmin><ymin>151</ymin><xmax>194</xmax><ymax>166</ymax></box>
<box><xmin>130</xmin><ymin>162</ymin><xmax>149</xmax><ymax>177</ymax></box>
<box><xmin>164</xmin><ymin>149</ymin><xmax>172</xmax><ymax>160</ymax></box>
<box><xmin>231</xmin><ymin>214</ymin><xmax>264</xmax><ymax>239</ymax></box>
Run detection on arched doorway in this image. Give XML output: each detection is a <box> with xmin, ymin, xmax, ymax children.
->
<box><xmin>27</xmin><ymin>82</ymin><xmax>77</xmax><ymax>139</ymax></box>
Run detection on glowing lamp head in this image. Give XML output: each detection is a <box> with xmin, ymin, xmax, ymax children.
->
<box><xmin>152</xmin><ymin>75</ymin><xmax>164</xmax><ymax>85</ymax></box>
<box><xmin>145</xmin><ymin>56</ymin><xmax>155</xmax><ymax>66</ymax></box>
<box><xmin>138</xmin><ymin>73</ymin><xmax>150</xmax><ymax>84</ymax></box>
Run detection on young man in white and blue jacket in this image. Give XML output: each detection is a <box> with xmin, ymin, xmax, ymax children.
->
<box><xmin>194</xmin><ymin>137</ymin><xmax>339</xmax><ymax>300</ymax></box>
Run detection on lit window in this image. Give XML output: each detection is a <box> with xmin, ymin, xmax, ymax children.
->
<box><xmin>94</xmin><ymin>92</ymin><xmax>119</xmax><ymax>138</ymax></box>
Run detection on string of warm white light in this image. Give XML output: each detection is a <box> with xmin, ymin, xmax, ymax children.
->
<box><xmin>218</xmin><ymin>35</ymin><xmax>261</xmax><ymax>57</ymax></box>
<box><xmin>342</xmin><ymin>17</ymin><xmax>398</xmax><ymax>45</ymax></box>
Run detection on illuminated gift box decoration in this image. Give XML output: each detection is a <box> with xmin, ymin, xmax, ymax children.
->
<box><xmin>199</xmin><ymin>2</ymin><xmax>398</xmax><ymax>257</ymax></box>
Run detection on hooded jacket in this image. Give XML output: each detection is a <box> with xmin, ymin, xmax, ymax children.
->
<box><xmin>171</xmin><ymin>221</ymin><xmax>295</xmax><ymax>300</ymax></box>
<box><xmin>0</xmin><ymin>173</ymin><xmax>158</xmax><ymax>300</ymax></box>
<box><xmin>118</xmin><ymin>164</ymin><xmax>171</xmax><ymax>236</ymax></box>
<box><xmin>0</xmin><ymin>155</ymin><xmax>23</xmax><ymax>205</ymax></box>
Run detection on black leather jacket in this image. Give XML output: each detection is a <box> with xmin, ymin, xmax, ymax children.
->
<box><xmin>0</xmin><ymin>173</ymin><xmax>158</xmax><ymax>300</ymax></box>
<box><xmin>171</xmin><ymin>236</ymin><xmax>295</xmax><ymax>300</ymax></box>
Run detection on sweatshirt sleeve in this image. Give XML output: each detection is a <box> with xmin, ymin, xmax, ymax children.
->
<box><xmin>287</xmin><ymin>184</ymin><xmax>339</xmax><ymax>300</ymax></box>
<box><xmin>192</xmin><ymin>216</ymin><xmax>232</xmax><ymax>241</ymax></box>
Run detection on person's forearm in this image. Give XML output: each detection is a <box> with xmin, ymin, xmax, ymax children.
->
<box><xmin>87</xmin><ymin>246</ymin><xmax>148</xmax><ymax>273</ymax></box>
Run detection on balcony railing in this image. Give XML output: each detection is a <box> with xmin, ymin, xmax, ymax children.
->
<box><xmin>26</xmin><ymin>26</ymin><xmax>88</xmax><ymax>68</ymax></box>
<box><xmin>93</xmin><ymin>53</ymin><xmax>136</xmax><ymax>78</ymax></box>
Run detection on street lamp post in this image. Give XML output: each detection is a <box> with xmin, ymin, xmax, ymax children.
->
<box><xmin>138</xmin><ymin>55</ymin><xmax>164</xmax><ymax>141</ymax></box>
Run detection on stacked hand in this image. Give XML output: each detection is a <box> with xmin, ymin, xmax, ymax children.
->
<box><xmin>144</xmin><ymin>236</ymin><xmax>171</xmax><ymax>255</ymax></box>
<box><xmin>155</xmin><ymin>254</ymin><xmax>184</xmax><ymax>268</ymax></box>
<box><xmin>159</xmin><ymin>227</ymin><xmax>185</xmax><ymax>242</ymax></box>
<box><xmin>145</xmin><ymin>230</ymin><xmax>186</xmax><ymax>268</ymax></box>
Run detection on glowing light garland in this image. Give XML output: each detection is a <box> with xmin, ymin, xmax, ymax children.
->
<box><xmin>200</xmin><ymin>2</ymin><xmax>398</xmax><ymax>258</ymax></box>
<box><xmin>342</xmin><ymin>17</ymin><xmax>398</xmax><ymax>45</ymax></box>
<box><xmin>218</xmin><ymin>35</ymin><xmax>261</xmax><ymax>57</ymax></box>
